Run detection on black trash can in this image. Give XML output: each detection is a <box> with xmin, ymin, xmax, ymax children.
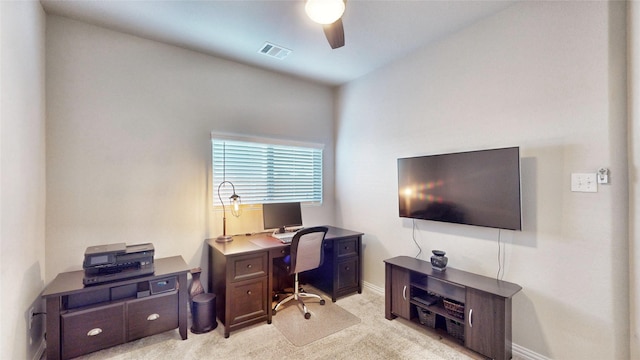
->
<box><xmin>191</xmin><ymin>293</ymin><xmax>217</xmax><ymax>334</ymax></box>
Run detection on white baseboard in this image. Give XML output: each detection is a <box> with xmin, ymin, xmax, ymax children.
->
<box><xmin>32</xmin><ymin>338</ymin><xmax>45</xmax><ymax>360</ymax></box>
<box><xmin>362</xmin><ymin>280</ymin><xmax>384</xmax><ymax>295</ymax></box>
<box><xmin>362</xmin><ymin>281</ymin><xmax>548</xmax><ymax>360</ymax></box>
<box><xmin>512</xmin><ymin>343</ymin><xmax>550</xmax><ymax>360</ymax></box>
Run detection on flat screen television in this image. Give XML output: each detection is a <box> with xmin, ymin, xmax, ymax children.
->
<box><xmin>263</xmin><ymin>202</ymin><xmax>303</xmax><ymax>233</ymax></box>
<box><xmin>397</xmin><ymin>147</ymin><xmax>522</xmax><ymax>231</ymax></box>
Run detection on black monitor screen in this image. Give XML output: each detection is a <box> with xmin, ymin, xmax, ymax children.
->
<box><xmin>263</xmin><ymin>202</ymin><xmax>303</xmax><ymax>233</ymax></box>
<box><xmin>398</xmin><ymin>147</ymin><xmax>522</xmax><ymax>231</ymax></box>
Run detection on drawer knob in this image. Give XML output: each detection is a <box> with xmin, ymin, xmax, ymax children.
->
<box><xmin>247</xmin><ymin>290</ymin><xmax>252</xmax><ymax>295</ymax></box>
<box><xmin>247</xmin><ymin>264</ymin><xmax>252</xmax><ymax>269</ymax></box>
<box><xmin>147</xmin><ymin>313</ymin><xmax>160</xmax><ymax>321</ymax></box>
<box><xmin>345</xmin><ymin>266</ymin><xmax>350</xmax><ymax>271</ymax></box>
<box><xmin>87</xmin><ymin>328</ymin><xmax>102</xmax><ymax>337</ymax></box>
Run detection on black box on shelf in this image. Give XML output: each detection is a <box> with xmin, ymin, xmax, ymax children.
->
<box><xmin>149</xmin><ymin>276</ymin><xmax>176</xmax><ymax>294</ymax></box>
<box><xmin>111</xmin><ymin>283</ymin><xmax>137</xmax><ymax>301</ymax></box>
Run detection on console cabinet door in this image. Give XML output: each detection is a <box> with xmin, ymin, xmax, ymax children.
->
<box><xmin>390</xmin><ymin>266</ymin><xmax>411</xmax><ymax>319</ymax></box>
<box><xmin>61</xmin><ymin>303</ymin><xmax>125</xmax><ymax>359</ymax></box>
<box><xmin>127</xmin><ymin>291</ymin><xmax>179</xmax><ymax>341</ymax></box>
<box><xmin>465</xmin><ymin>288</ymin><xmax>509</xmax><ymax>360</ymax></box>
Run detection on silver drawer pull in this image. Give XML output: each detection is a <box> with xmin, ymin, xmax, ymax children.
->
<box><xmin>247</xmin><ymin>264</ymin><xmax>252</xmax><ymax>269</ymax></box>
<box><xmin>246</xmin><ymin>290</ymin><xmax>252</xmax><ymax>295</ymax></box>
<box><xmin>147</xmin><ymin>313</ymin><xmax>160</xmax><ymax>321</ymax></box>
<box><xmin>87</xmin><ymin>328</ymin><xmax>102</xmax><ymax>336</ymax></box>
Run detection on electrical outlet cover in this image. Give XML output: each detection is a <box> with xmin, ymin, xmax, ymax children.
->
<box><xmin>571</xmin><ymin>173</ymin><xmax>597</xmax><ymax>192</ymax></box>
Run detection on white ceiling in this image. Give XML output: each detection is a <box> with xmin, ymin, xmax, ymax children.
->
<box><xmin>40</xmin><ymin>0</ymin><xmax>517</xmax><ymax>86</ymax></box>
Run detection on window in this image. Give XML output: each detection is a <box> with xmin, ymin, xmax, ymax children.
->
<box><xmin>211</xmin><ymin>134</ymin><xmax>323</xmax><ymax>205</ymax></box>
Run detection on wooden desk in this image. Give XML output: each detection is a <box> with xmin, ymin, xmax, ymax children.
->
<box><xmin>42</xmin><ymin>256</ymin><xmax>189</xmax><ymax>360</ymax></box>
<box><xmin>207</xmin><ymin>225</ymin><xmax>363</xmax><ymax>338</ymax></box>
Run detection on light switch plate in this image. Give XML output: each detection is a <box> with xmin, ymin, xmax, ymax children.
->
<box><xmin>571</xmin><ymin>173</ymin><xmax>597</xmax><ymax>192</ymax></box>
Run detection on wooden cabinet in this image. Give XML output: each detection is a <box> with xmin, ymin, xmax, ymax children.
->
<box><xmin>209</xmin><ymin>247</ymin><xmax>269</xmax><ymax>338</ymax></box>
<box><xmin>302</xmin><ymin>227</ymin><xmax>363</xmax><ymax>302</ymax></box>
<box><xmin>42</xmin><ymin>256</ymin><xmax>189</xmax><ymax>360</ymax></box>
<box><xmin>466</xmin><ymin>287</ymin><xmax>512</xmax><ymax>360</ymax></box>
<box><xmin>61</xmin><ymin>303</ymin><xmax>125</xmax><ymax>359</ymax></box>
<box><xmin>384</xmin><ymin>256</ymin><xmax>521</xmax><ymax>360</ymax></box>
<box><xmin>386</xmin><ymin>265</ymin><xmax>410</xmax><ymax>319</ymax></box>
<box><xmin>127</xmin><ymin>291</ymin><xmax>179</xmax><ymax>341</ymax></box>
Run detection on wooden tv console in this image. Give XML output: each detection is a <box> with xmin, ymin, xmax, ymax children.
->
<box><xmin>384</xmin><ymin>256</ymin><xmax>521</xmax><ymax>360</ymax></box>
<box><xmin>42</xmin><ymin>256</ymin><xmax>189</xmax><ymax>360</ymax></box>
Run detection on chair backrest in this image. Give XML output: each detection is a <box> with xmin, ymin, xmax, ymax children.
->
<box><xmin>289</xmin><ymin>226</ymin><xmax>329</xmax><ymax>275</ymax></box>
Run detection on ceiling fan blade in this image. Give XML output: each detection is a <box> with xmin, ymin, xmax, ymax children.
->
<box><xmin>323</xmin><ymin>17</ymin><xmax>345</xmax><ymax>49</ymax></box>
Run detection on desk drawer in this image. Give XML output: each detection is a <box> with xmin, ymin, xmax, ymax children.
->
<box><xmin>231</xmin><ymin>252</ymin><xmax>268</xmax><ymax>282</ymax></box>
<box><xmin>337</xmin><ymin>238</ymin><xmax>358</xmax><ymax>258</ymax></box>
<box><xmin>337</xmin><ymin>257</ymin><xmax>359</xmax><ymax>290</ymax></box>
<box><xmin>229</xmin><ymin>277</ymin><xmax>268</xmax><ymax>325</ymax></box>
<box><xmin>269</xmin><ymin>246</ymin><xmax>289</xmax><ymax>259</ymax></box>
<box><xmin>127</xmin><ymin>291</ymin><xmax>178</xmax><ymax>341</ymax></box>
<box><xmin>61</xmin><ymin>303</ymin><xmax>125</xmax><ymax>359</ymax></box>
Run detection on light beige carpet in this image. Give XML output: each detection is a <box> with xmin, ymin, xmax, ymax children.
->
<box><xmin>271</xmin><ymin>291</ymin><xmax>360</xmax><ymax>346</ymax></box>
<box><xmin>69</xmin><ymin>286</ymin><xmax>484</xmax><ymax>360</ymax></box>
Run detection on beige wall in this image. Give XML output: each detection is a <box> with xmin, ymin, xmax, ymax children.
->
<box><xmin>630</xmin><ymin>1</ymin><xmax>640</xmax><ymax>358</ymax></box>
<box><xmin>44</xmin><ymin>16</ymin><xmax>336</xmax><ymax>284</ymax></box>
<box><xmin>4</xmin><ymin>1</ymin><xmax>637</xmax><ymax>359</ymax></box>
<box><xmin>0</xmin><ymin>1</ymin><xmax>47</xmax><ymax>359</ymax></box>
<box><xmin>335</xmin><ymin>1</ymin><xmax>629</xmax><ymax>359</ymax></box>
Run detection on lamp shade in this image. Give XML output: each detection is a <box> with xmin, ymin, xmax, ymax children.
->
<box><xmin>216</xmin><ymin>181</ymin><xmax>241</xmax><ymax>242</ymax></box>
<box><xmin>229</xmin><ymin>193</ymin><xmax>241</xmax><ymax>217</ymax></box>
<box><xmin>305</xmin><ymin>0</ymin><xmax>345</xmax><ymax>25</ymax></box>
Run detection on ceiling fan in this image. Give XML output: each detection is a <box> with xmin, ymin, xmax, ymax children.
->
<box><xmin>304</xmin><ymin>0</ymin><xmax>346</xmax><ymax>49</ymax></box>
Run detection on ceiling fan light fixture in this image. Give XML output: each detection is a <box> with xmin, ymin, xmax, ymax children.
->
<box><xmin>305</xmin><ymin>0</ymin><xmax>345</xmax><ymax>25</ymax></box>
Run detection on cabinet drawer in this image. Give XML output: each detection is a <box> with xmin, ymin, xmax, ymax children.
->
<box><xmin>61</xmin><ymin>302</ymin><xmax>125</xmax><ymax>359</ymax></box>
<box><xmin>231</xmin><ymin>253</ymin><xmax>268</xmax><ymax>281</ymax></box>
<box><xmin>337</xmin><ymin>258</ymin><xmax>359</xmax><ymax>290</ymax></box>
<box><xmin>337</xmin><ymin>238</ymin><xmax>358</xmax><ymax>258</ymax></box>
<box><xmin>427</xmin><ymin>277</ymin><xmax>465</xmax><ymax>303</ymax></box>
<box><xmin>127</xmin><ymin>291</ymin><xmax>178</xmax><ymax>341</ymax></box>
<box><xmin>229</xmin><ymin>278</ymin><xmax>268</xmax><ymax>325</ymax></box>
<box><xmin>269</xmin><ymin>246</ymin><xmax>289</xmax><ymax>259</ymax></box>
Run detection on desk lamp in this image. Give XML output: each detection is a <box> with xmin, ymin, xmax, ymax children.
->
<box><xmin>216</xmin><ymin>180</ymin><xmax>241</xmax><ymax>243</ymax></box>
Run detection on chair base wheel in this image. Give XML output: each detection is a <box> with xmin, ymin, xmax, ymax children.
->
<box><xmin>320</xmin><ymin>299</ymin><xmax>325</xmax><ymax>305</ymax></box>
<box><xmin>304</xmin><ymin>312</ymin><xmax>311</xmax><ymax>319</ymax></box>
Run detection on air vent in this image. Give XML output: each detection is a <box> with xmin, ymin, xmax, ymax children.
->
<box><xmin>258</xmin><ymin>42</ymin><xmax>291</xmax><ymax>60</ymax></box>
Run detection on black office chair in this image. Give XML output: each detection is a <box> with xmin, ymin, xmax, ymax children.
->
<box><xmin>272</xmin><ymin>226</ymin><xmax>329</xmax><ymax>319</ymax></box>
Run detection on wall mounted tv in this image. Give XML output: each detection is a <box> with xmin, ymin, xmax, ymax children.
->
<box><xmin>397</xmin><ymin>147</ymin><xmax>522</xmax><ymax>231</ymax></box>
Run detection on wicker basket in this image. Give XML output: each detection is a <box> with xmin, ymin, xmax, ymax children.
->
<box><xmin>447</xmin><ymin>319</ymin><xmax>465</xmax><ymax>342</ymax></box>
<box><xmin>443</xmin><ymin>298</ymin><xmax>464</xmax><ymax>319</ymax></box>
<box><xmin>417</xmin><ymin>307</ymin><xmax>436</xmax><ymax>328</ymax></box>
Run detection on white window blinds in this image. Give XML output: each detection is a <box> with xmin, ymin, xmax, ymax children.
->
<box><xmin>212</xmin><ymin>135</ymin><xmax>323</xmax><ymax>205</ymax></box>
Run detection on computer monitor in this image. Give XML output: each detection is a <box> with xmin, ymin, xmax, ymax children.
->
<box><xmin>263</xmin><ymin>202</ymin><xmax>303</xmax><ymax>233</ymax></box>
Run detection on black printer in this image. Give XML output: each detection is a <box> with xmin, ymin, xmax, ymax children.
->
<box><xmin>82</xmin><ymin>242</ymin><xmax>154</xmax><ymax>285</ymax></box>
